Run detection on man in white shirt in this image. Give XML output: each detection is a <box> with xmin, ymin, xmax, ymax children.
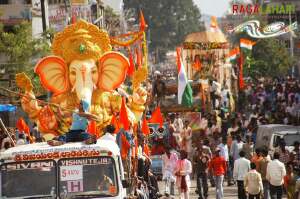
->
<box><xmin>233</xmin><ymin>151</ymin><xmax>250</xmax><ymax>199</ymax></box>
<box><xmin>244</xmin><ymin>162</ymin><xmax>263</xmax><ymax>199</ymax></box>
<box><xmin>218</xmin><ymin>137</ymin><xmax>233</xmax><ymax>186</ymax></box>
<box><xmin>100</xmin><ymin>125</ymin><xmax>116</xmax><ymax>142</ymax></box>
<box><xmin>266</xmin><ymin>152</ymin><xmax>286</xmax><ymax>199</ymax></box>
<box><xmin>162</xmin><ymin>147</ymin><xmax>178</xmax><ymax>196</ymax></box>
<box><xmin>231</xmin><ymin>135</ymin><xmax>244</xmax><ymax>161</ymax></box>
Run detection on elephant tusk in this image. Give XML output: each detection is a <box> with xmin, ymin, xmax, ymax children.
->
<box><xmin>93</xmin><ymin>84</ymin><xmax>97</xmax><ymax>90</ymax></box>
<box><xmin>71</xmin><ymin>85</ymin><xmax>76</xmax><ymax>92</ymax></box>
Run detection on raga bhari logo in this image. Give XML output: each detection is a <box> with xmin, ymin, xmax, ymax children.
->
<box><xmin>232</xmin><ymin>4</ymin><xmax>295</xmax><ymax>15</ymax></box>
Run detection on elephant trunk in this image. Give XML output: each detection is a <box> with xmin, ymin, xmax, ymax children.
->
<box><xmin>74</xmin><ymin>71</ymin><xmax>94</xmax><ymax>110</ymax></box>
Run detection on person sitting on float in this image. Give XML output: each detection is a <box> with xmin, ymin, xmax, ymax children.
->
<box><xmin>48</xmin><ymin>100</ymin><xmax>97</xmax><ymax>146</ymax></box>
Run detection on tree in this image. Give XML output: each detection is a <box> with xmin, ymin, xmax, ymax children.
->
<box><xmin>123</xmin><ymin>0</ymin><xmax>204</xmax><ymax>61</ymax></box>
<box><xmin>104</xmin><ymin>6</ymin><xmax>121</xmax><ymax>36</ymax></box>
<box><xmin>0</xmin><ymin>22</ymin><xmax>51</xmax><ymax>95</ymax></box>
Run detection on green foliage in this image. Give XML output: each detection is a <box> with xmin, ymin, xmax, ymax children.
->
<box><xmin>246</xmin><ymin>38</ymin><xmax>293</xmax><ymax>78</ymax></box>
<box><xmin>0</xmin><ymin>22</ymin><xmax>51</xmax><ymax>93</ymax></box>
<box><xmin>104</xmin><ymin>6</ymin><xmax>121</xmax><ymax>36</ymax></box>
<box><xmin>227</xmin><ymin>13</ymin><xmax>293</xmax><ymax>79</ymax></box>
<box><xmin>123</xmin><ymin>0</ymin><xmax>204</xmax><ymax>61</ymax></box>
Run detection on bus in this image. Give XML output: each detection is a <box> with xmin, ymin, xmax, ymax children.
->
<box><xmin>0</xmin><ymin>137</ymin><xmax>128</xmax><ymax>199</ymax></box>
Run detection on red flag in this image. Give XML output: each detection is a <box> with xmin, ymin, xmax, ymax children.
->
<box><xmin>238</xmin><ymin>53</ymin><xmax>245</xmax><ymax>90</ymax></box>
<box><xmin>111</xmin><ymin>114</ymin><xmax>120</xmax><ymax>134</ymax></box>
<box><xmin>139</xmin><ymin>10</ymin><xmax>147</xmax><ymax>31</ymax></box>
<box><xmin>119</xmin><ymin>97</ymin><xmax>130</xmax><ymax>130</ymax></box>
<box><xmin>127</xmin><ymin>53</ymin><xmax>135</xmax><ymax>76</ymax></box>
<box><xmin>141</xmin><ymin>117</ymin><xmax>150</xmax><ymax>135</ymax></box>
<box><xmin>148</xmin><ymin>107</ymin><xmax>163</xmax><ymax>127</ymax></box>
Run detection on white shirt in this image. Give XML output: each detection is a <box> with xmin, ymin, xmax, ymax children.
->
<box><xmin>162</xmin><ymin>152</ymin><xmax>178</xmax><ymax>181</ymax></box>
<box><xmin>16</xmin><ymin>139</ymin><xmax>25</xmax><ymax>145</ymax></box>
<box><xmin>175</xmin><ymin>159</ymin><xmax>192</xmax><ymax>188</ymax></box>
<box><xmin>244</xmin><ymin>169</ymin><xmax>264</xmax><ymax>195</ymax></box>
<box><xmin>100</xmin><ymin>133</ymin><xmax>116</xmax><ymax>142</ymax></box>
<box><xmin>233</xmin><ymin>157</ymin><xmax>250</xmax><ymax>181</ymax></box>
<box><xmin>173</xmin><ymin>118</ymin><xmax>183</xmax><ymax>133</ymax></box>
<box><xmin>266</xmin><ymin>159</ymin><xmax>286</xmax><ymax>186</ymax></box>
<box><xmin>218</xmin><ymin>143</ymin><xmax>229</xmax><ymax>161</ymax></box>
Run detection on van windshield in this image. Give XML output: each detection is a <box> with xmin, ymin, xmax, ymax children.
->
<box><xmin>1</xmin><ymin>160</ymin><xmax>56</xmax><ymax>198</ymax></box>
<box><xmin>58</xmin><ymin>157</ymin><xmax>118</xmax><ymax>199</ymax></box>
<box><xmin>283</xmin><ymin>134</ymin><xmax>300</xmax><ymax>146</ymax></box>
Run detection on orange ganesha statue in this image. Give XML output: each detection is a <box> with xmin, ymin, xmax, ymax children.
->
<box><xmin>16</xmin><ymin>20</ymin><xmax>147</xmax><ymax>138</ymax></box>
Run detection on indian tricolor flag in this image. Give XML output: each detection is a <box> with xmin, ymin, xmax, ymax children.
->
<box><xmin>240</xmin><ymin>38</ymin><xmax>256</xmax><ymax>50</ymax></box>
<box><xmin>226</xmin><ymin>47</ymin><xmax>240</xmax><ymax>62</ymax></box>
<box><xmin>177</xmin><ymin>48</ymin><xmax>193</xmax><ymax>107</ymax></box>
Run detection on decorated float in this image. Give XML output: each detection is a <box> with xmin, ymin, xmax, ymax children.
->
<box><xmin>182</xmin><ymin>30</ymin><xmax>235</xmax><ymax>112</ymax></box>
<box><xmin>11</xmin><ymin>15</ymin><xmax>152</xmax><ymax>195</ymax></box>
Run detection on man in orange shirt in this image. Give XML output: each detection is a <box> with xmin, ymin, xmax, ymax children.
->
<box><xmin>209</xmin><ymin>148</ymin><xmax>227</xmax><ymax>199</ymax></box>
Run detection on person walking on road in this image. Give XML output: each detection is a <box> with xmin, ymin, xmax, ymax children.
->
<box><xmin>194</xmin><ymin>148</ymin><xmax>210</xmax><ymax>199</ymax></box>
<box><xmin>175</xmin><ymin>150</ymin><xmax>192</xmax><ymax>199</ymax></box>
<box><xmin>266</xmin><ymin>152</ymin><xmax>286</xmax><ymax>199</ymax></box>
<box><xmin>218</xmin><ymin>137</ymin><xmax>233</xmax><ymax>186</ymax></box>
<box><xmin>257</xmin><ymin>148</ymin><xmax>271</xmax><ymax>199</ymax></box>
<box><xmin>244</xmin><ymin>162</ymin><xmax>264</xmax><ymax>199</ymax></box>
<box><xmin>233</xmin><ymin>150</ymin><xmax>250</xmax><ymax>199</ymax></box>
<box><xmin>209</xmin><ymin>148</ymin><xmax>227</xmax><ymax>199</ymax></box>
<box><xmin>162</xmin><ymin>147</ymin><xmax>178</xmax><ymax>197</ymax></box>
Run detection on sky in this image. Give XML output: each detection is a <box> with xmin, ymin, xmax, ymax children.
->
<box><xmin>194</xmin><ymin>0</ymin><xmax>230</xmax><ymax>17</ymax></box>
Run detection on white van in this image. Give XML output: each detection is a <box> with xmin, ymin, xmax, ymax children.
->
<box><xmin>0</xmin><ymin>138</ymin><xmax>128</xmax><ymax>199</ymax></box>
<box><xmin>255</xmin><ymin>124</ymin><xmax>300</xmax><ymax>155</ymax></box>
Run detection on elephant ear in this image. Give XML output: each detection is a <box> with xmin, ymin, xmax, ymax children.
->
<box><xmin>98</xmin><ymin>52</ymin><xmax>129</xmax><ymax>91</ymax></box>
<box><xmin>35</xmin><ymin>56</ymin><xmax>69</xmax><ymax>95</ymax></box>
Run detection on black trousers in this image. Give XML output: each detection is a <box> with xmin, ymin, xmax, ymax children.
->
<box><xmin>249</xmin><ymin>193</ymin><xmax>260</xmax><ymax>199</ymax></box>
<box><xmin>196</xmin><ymin>172</ymin><xmax>208</xmax><ymax>199</ymax></box>
<box><xmin>270</xmin><ymin>184</ymin><xmax>283</xmax><ymax>199</ymax></box>
<box><xmin>237</xmin><ymin>180</ymin><xmax>247</xmax><ymax>199</ymax></box>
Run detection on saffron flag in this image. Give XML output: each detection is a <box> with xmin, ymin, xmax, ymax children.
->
<box><xmin>127</xmin><ymin>53</ymin><xmax>135</xmax><ymax>76</ymax></box>
<box><xmin>226</xmin><ymin>47</ymin><xmax>240</xmax><ymax>62</ymax></box>
<box><xmin>148</xmin><ymin>106</ymin><xmax>163</xmax><ymax>127</ymax></box>
<box><xmin>119</xmin><ymin>97</ymin><xmax>130</xmax><ymax>130</ymax></box>
<box><xmin>176</xmin><ymin>48</ymin><xmax>193</xmax><ymax>107</ymax></box>
<box><xmin>141</xmin><ymin>117</ymin><xmax>150</xmax><ymax>135</ymax></box>
<box><xmin>240</xmin><ymin>38</ymin><xmax>256</xmax><ymax>50</ymax></box>
<box><xmin>139</xmin><ymin>10</ymin><xmax>147</xmax><ymax>31</ymax></box>
<box><xmin>210</xmin><ymin>16</ymin><xmax>219</xmax><ymax>32</ymax></box>
<box><xmin>16</xmin><ymin>118</ymin><xmax>30</xmax><ymax>135</ymax></box>
<box><xmin>111</xmin><ymin>114</ymin><xmax>120</xmax><ymax>134</ymax></box>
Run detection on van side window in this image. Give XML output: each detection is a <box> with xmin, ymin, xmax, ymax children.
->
<box><xmin>273</xmin><ymin>136</ymin><xmax>280</xmax><ymax>147</ymax></box>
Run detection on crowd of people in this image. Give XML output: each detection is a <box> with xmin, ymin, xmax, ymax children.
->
<box><xmin>0</xmin><ymin>76</ymin><xmax>299</xmax><ymax>199</ymax></box>
<box><xmin>159</xmin><ymin>77</ymin><xmax>300</xmax><ymax>199</ymax></box>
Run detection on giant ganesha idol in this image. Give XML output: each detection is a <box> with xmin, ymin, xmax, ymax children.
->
<box><xmin>16</xmin><ymin>20</ymin><xmax>147</xmax><ymax>138</ymax></box>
